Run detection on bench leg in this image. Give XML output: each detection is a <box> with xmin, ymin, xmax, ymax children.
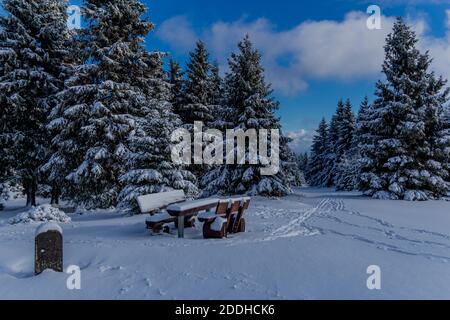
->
<box><xmin>177</xmin><ymin>216</ymin><xmax>185</xmax><ymax>238</ymax></box>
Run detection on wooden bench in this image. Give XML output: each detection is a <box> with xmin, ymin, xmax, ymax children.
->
<box><xmin>140</xmin><ymin>191</ymin><xmax>251</xmax><ymax>239</ymax></box>
<box><xmin>166</xmin><ymin>198</ymin><xmax>219</xmax><ymax>238</ymax></box>
<box><xmin>140</xmin><ymin>190</ymin><xmax>186</xmax><ymax>233</ymax></box>
<box><xmin>141</xmin><ymin>191</ymin><xmax>219</xmax><ymax>236</ymax></box>
<box><xmin>198</xmin><ymin>197</ymin><xmax>251</xmax><ymax>239</ymax></box>
<box><xmin>145</xmin><ymin>212</ymin><xmax>177</xmax><ymax>234</ymax></box>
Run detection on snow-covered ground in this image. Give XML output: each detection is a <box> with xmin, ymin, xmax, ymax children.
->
<box><xmin>1</xmin><ymin>188</ymin><xmax>450</xmax><ymax>300</ymax></box>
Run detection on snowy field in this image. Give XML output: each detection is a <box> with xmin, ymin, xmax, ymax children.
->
<box><xmin>1</xmin><ymin>188</ymin><xmax>450</xmax><ymax>300</ymax></box>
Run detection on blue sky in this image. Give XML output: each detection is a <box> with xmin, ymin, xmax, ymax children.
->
<box><xmin>2</xmin><ymin>0</ymin><xmax>450</xmax><ymax>152</ymax></box>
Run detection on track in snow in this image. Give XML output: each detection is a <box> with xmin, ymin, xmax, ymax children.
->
<box><xmin>307</xmin><ymin>198</ymin><xmax>450</xmax><ymax>263</ymax></box>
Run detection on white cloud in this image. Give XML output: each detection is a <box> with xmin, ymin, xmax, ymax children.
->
<box><xmin>156</xmin><ymin>11</ymin><xmax>450</xmax><ymax>97</ymax></box>
<box><xmin>287</xmin><ymin>129</ymin><xmax>314</xmax><ymax>154</ymax></box>
<box><xmin>156</xmin><ymin>13</ymin><xmax>395</xmax><ymax>96</ymax></box>
<box><xmin>418</xmin><ymin>13</ymin><xmax>450</xmax><ymax>83</ymax></box>
<box><xmin>156</xmin><ymin>16</ymin><xmax>198</xmax><ymax>52</ymax></box>
<box><xmin>287</xmin><ymin>12</ymin><xmax>395</xmax><ymax>80</ymax></box>
<box><xmin>446</xmin><ymin>9</ymin><xmax>450</xmax><ymax>29</ymax></box>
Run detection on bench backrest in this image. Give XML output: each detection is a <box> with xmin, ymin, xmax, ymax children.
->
<box><xmin>216</xmin><ymin>197</ymin><xmax>251</xmax><ymax>215</ymax></box>
<box><xmin>216</xmin><ymin>200</ymin><xmax>230</xmax><ymax>215</ymax></box>
<box><xmin>241</xmin><ymin>198</ymin><xmax>251</xmax><ymax>210</ymax></box>
<box><xmin>137</xmin><ymin>190</ymin><xmax>186</xmax><ymax>214</ymax></box>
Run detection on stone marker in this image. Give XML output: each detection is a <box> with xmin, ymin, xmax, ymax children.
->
<box><xmin>35</xmin><ymin>222</ymin><xmax>63</xmax><ymax>275</ymax></box>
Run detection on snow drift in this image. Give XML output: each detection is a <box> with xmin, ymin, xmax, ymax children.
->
<box><xmin>9</xmin><ymin>204</ymin><xmax>72</xmax><ymax>225</ymax></box>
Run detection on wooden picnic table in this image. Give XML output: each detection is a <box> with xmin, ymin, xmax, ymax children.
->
<box><xmin>166</xmin><ymin>198</ymin><xmax>219</xmax><ymax>238</ymax></box>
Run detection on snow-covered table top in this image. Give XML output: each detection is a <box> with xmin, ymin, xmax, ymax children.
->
<box><xmin>167</xmin><ymin>198</ymin><xmax>219</xmax><ymax>216</ymax></box>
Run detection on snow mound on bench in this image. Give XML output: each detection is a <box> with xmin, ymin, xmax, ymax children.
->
<box><xmin>9</xmin><ymin>204</ymin><xmax>72</xmax><ymax>225</ymax></box>
<box><xmin>211</xmin><ymin>217</ymin><xmax>227</xmax><ymax>232</ymax></box>
<box><xmin>146</xmin><ymin>211</ymin><xmax>172</xmax><ymax>223</ymax></box>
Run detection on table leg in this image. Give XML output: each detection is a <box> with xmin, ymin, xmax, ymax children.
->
<box><xmin>177</xmin><ymin>216</ymin><xmax>184</xmax><ymax>238</ymax></box>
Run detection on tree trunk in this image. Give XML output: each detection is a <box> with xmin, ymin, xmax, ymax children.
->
<box><xmin>26</xmin><ymin>184</ymin><xmax>32</xmax><ymax>207</ymax></box>
<box><xmin>51</xmin><ymin>183</ymin><xmax>60</xmax><ymax>206</ymax></box>
<box><xmin>26</xmin><ymin>180</ymin><xmax>37</xmax><ymax>207</ymax></box>
<box><xmin>25</xmin><ymin>181</ymin><xmax>31</xmax><ymax>207</ymax></box>
<box><xmin>31</xmin><ymin>181</ymin><xmax>37</xmax><ymax>207</ymax></box>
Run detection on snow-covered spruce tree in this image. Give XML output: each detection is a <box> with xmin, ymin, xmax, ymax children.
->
<box><xmin>209</xmin><ymin>61</ymin><xmax>232</xmax><ymax>129</ymax></box>
<box><xmin>305</xmin><ymin>118</ymin><xmax>329</xmax><ymax>186</ymax></box>
<box><xmin>354</xmin><ymin>96</ymin><xmax>373</xmax><ymax>153</ymax></box>
<box><xmin>0</xmin><ymin>184</ymin><xmax>7</xmax><ymax>205</ymax></box>
<box><xmin>360</xmin><ymin>18</ymin><xmax>450</xmax><ymax>200</ymax></box>
<box><xmin>297</xmin><ymin>152</ymin><xmax>309</xmax><ymax>172</ymax></box>
<box><xmin>167</xmin><ymin>58</ymin><xmax>185</xmax><ymax>118</ymax></box>
<box><xmin>276</xmin><ymin>130</ymin><xmax>306</xmax><ymax>188</ymax></box>
<box><xmin>202</xmin><ymin>36</ymin><xmax>291</xmax><ymax>196</ymax></box>
<box><xmin>424</xmin><ymin>78</ymin><xmax>450</xmax><ymax>198</ymax></box>
<box><xmin>0</xmin><ymin>137</ymin><xmax>10</xmax><ymax>202</ymax></box>
<box><xmin>335</xmin><ymin>97</ymin><xmax>368</xmax><ymax>191</ymax></box>
<box><xmin>210</xmin><ymin>61</ymin><xmax>224</xmax><ymax>107</ymax></box>
<box><xmin>118</xmin><ymin>58</ymin><xmax>199</xmax><ymax>211</ymax></box>
<box><xmin>46</xmin><ymin>0</ymin><xmax>151</xmax><ymax>208</ymax></box>
<box><xmin>436</xmin><ymin>106</ymin><xmax>450</xmax><ymax>191</ymax></box>
<box><xmin>209</xmin><ymin>61</ymin><xmax>232</xmax><ymax>130</ymax></box>
<box><xmin>320</xmin><ymin>100</ymin><xmax>344</xmax><ymax>187</ymax></box>
<box><xmin>321</xmin><ymin>99</ymin><xmax>355</xmax><ymax>187</ymax></box>
<box><xmin>0</xmin><ymin>0</ymin><xmax>70</xmax><ymax>206</ymax></box>
<box><xmin>356</xmin><ymin>96</ymin><xmax>376</xmax><ymax>192</ymax></box>
<box><xmin>336</xmin><ymin>99</ymin><xmax>355</xmax><ymax>157</ymax></box>
<box><xmin>0</xmin><ymin>59</ymin><xmax>10</xmax><ymax>203</ymax></box>
<box><xmin>178</xmin><ymin>41</ymin><xmax>223</xmax><ymax>179</ymax></box>
<box><xmin>46</xmin><ymin>0</ymin><xmax>196</xmax><ymax>209</ymax></box>
<box><xmin>282</xmin><ymin>140</ymin><xmax>306</xmax><ymax>187</ymax></box>
<box><xmin>334</xmin><ymin>153</ymin><xmax>360</xmax><ymax>191</ymax></box>
<box><xmin>178</xmin><ymin>40</ymin><xmax>215</xmax><ymax>126</ymax></box>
